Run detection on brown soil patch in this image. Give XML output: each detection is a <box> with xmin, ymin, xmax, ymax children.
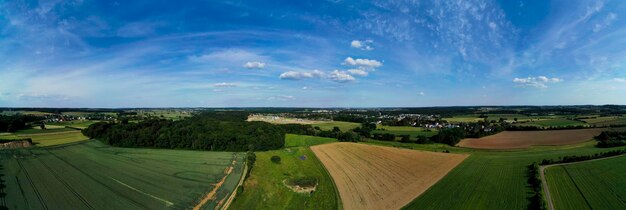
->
<box><xmin>282</xmin><ymin>179</ymin><xmax>317</xmax><ymax>194</ymax></box>
<box><xmin>0</xmin><ymin>140</ymin><xmax>32</xmax><ymax>149</ymax></box>
<box><xmin>457</xmin><ymin>128</ymin><xmax>604</xmax><ymax>149</ymax></box>
<box><xmin>193</xmin><ymin>159</ymin><xmax>236</xmax><ymax>210</ymax></box>
<box><xmin>311</xmin><ymin>142</ymin><xmax>468</xmax><ymax>210</ymax></box>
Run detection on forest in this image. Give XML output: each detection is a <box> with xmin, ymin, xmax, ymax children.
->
<box><xmin>83</xmin><ymin>112</ymin><xmax>285</xmax><ymax>151</ymax></box>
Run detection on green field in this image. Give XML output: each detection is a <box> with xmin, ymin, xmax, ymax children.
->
<box><xmin>545</xmin><ymin>156</ymin><xmax>626</xmax><ymax>210</ymax></box>
<box><xmin>47</xmin><ymin>120</ymin><xmax>101</xmax><ymax>129</ymax></box>
<box><xmin>284</xmin><ymin>134</ymin><xmax>337</xmax><ymax>147</ymax></box>
<box><xmin>520</xmin><ymin>119</ymin><xmax>586</xmax><ymax>127</ymax></box>
<box><xmin>14</xmin><ymin>128</ymin><xmax>78</xmax><ymax>135</ymax></box>
<box><xmin>581</xmin><ymin>116</ymin><xmax>626</xmax><ymax>126</ymax></box>
<box><xmin>229</xmin><ymin>146</ymin><xmax>339</xmax><ymax>210</ymax></box>
<box><xmin>372</xmin><ymin>125</ymin><xmax>438</xmax><ymax>137</ymax></box>
<box><xmin>379</xmin><ymin>140</ymin><xmax>626</xmax><ymax>210</ymax></box>
<box><xmin>0</xmin><ymin>140</ymin><xmax>244</xmax><ymax>209</ymax></box>
<box><xmin>24</xmin><ymin>131</ymin><xmax>89</xmax><ymax>147</ymax></box>
<box><xmin>312</xmin><ymin>121</ymin><xmax>360</xmax><ymax>131</ymax></box>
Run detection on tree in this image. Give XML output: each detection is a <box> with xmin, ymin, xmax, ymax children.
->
<box><xmin>40</xmin><ymin>123</ymin><xmax>46</xmax><ymax>130</ymax></box>
<box><xmin>415</xmin><ymin>136</ymin><xmax>429</xmax><ymax>144</ymax></box>
<box><xmin>332</xmin><ymin>126</ymin><xmax>341</xmax><ymax>133</ymax></box>
<box><xmin>338</xmin><ymin>132</ymin><xmax>360</xmax><ymax>142</ymax></box>
<box><xmin>271</xmin><ymin>155</ymin><xmax>281</xmax><ymax>164</ymax></box>
<box><xmin>400</xmin><ymin>135</ymin><xmax>411</xmax><ymax>143</ymax></box>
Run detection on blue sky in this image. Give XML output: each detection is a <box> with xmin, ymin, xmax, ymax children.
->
<box><xmin>0</xmin><ymin>0</ymin><xmax>625</xmax><ymax>107</ymax></box>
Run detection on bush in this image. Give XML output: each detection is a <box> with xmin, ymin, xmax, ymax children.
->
<box><xmin>271</xmin><ymin>155</ymin><xmax>281</xmax><ymax>164</ymax></box>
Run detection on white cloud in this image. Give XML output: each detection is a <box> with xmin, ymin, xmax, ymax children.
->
<box><xmin>243</xmin><ymin>61</ymin><xmax>265</xmax><ymax>69</ymax></box>
<box><xmin>418</xmin><ymin>92</ymin><xmax>425</xmax><ymax>96</ymax></box>
<box><xmin>614</xmin><ymin>78</ymin><xmax>626</xmax><ymax>83</ymax></box>
<box><xmin>513</xmin><ymin>76</ymin><xmax>562</xmax><ymax>88</ymax></box>
<box><xmin>279</xmin><ymin>70</ymin><xmax>325</xmax><ymax>80</ymax></box>
<box><xmin>488</xmin><ymin>22</ymin><xmax>497</xmax><ymax>30</ymax></box>
<box><xmin>189</xmin><ymin>49</ymin><xmax>264</xmax><ymax>63</ymax></box>
<box><xmin>343</xmin><ymin>57</ymin><xmax>383</xmax><ymax>68</ymax></box>
<box><xmin>593</xmin><ymin>12</ymin><xmax>617</xmax><ymax>33</ymax></box>
<box><xmin>213</xmin><ymin>82</ymin><xmax>238</xmax><ymax>87</ymax></box>
<box><xmin>327</xmin><ymin>70</ymin><xmax>355</xmax><ymax>82</ymax></box>
<box><xmin>266</xmin><ymin>95</ymin><xmax>295</xmax><ymax>101</ymax></box>
<box><xmin>350</xmin><ymin>40</ymin><xmax>374</xmax><ymax>50</ymax></box>
<box><xmin>347</xmin><ymin>69</ymin><xmax>368</xmax><ymax>76</ymax></box>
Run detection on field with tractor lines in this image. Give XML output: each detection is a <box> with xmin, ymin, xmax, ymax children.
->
<box><xmin>311</xmin><ymin>142</ymin><xmax>468</xmax><ymax>210</ymax></box>
<box><xmin>545</xmin><ymin>155</ymin><xmax>626</xmax><ymax>210</ymax></box>
<box><xmin>0</xmin><ymin>140</ymin><xmax>244</xmax><ymax>210</ymax></box>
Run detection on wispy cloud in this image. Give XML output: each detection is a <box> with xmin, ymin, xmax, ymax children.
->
<box><xmin>513</xmin><ymin>76</ymin><xmax>562</xmax><ymax>88</ymax></box>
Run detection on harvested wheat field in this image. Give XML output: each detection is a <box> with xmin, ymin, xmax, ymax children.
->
<box><xmin>311</xmin><ymin>142</ymin><xmax>468</xmax><ymax>210</ymax></box>
<box><xmin>457</xmin><ymin>128</ymin><xmax>604</xmax><ymax>149</ymax></box>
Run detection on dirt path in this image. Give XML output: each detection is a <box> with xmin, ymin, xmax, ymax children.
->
<box><xmin>193</xmin><ymin>158</ymin><xmax>236</xmax><ymax>210</ymax></box>
<box><xmin>540</xmin><ymin>154</ymin><xmax>626</xmax><ymax>210</ymax></box>
<box><xmin>221</xmin><ymin>163</ymin><xmax>247</xmax><ymax>210</ymax></box>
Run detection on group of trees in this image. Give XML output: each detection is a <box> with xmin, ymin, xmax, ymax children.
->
<box><xmin>277</xmin><ymin>124</ymin><xmax>361</xmax><ymax>142</ymax></box>
<box><xmin>0</xmin><ymin>115</ymin><xmax>43</xmax><ymax>132</ymax></box>
<box><xmin>83</xmin><ymin>112</ymin><xmax>285</xmax><ymax>152</ymax></box>
<box><xmin>526</xmin><ymin>163</ymin><xmax>546</xmax><ymax>210</ymax></box>
<box><xmin>595</xmin><ymin>131</ymin><xmax>626</xmax><ymax>148</ymax></box>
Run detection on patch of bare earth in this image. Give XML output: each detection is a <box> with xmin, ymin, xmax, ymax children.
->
<box><xmin>193</xmin><ymin>159</ymin><xmax>236</xmax><ymax>210</ymax></box>
<box><xmin>311</xmin><ymin>142</ymin><xmax>468</xmax><ymax>210</ymax></box>
<box><xmin>457</xmin><ymin>128</ymin><xmax>604</xmax><ymax>149</ymax></box>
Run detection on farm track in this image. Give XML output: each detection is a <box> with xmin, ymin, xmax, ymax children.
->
<box><xmin>45</xmin><ymin>149</ymin><xmax>148</xmax><ymax>209</ymax></box>
<box><xmin>15</xmin><ymin>158</ymin><xmax>48</xmax><ymax>210</ymax></box>
<box><xmin>37</xmin><ymin>151</ymin><xmax>94</xmax><ymax>210</ymax></box>
<box><xmin>540</xmin><ymin>154</ymin><xmax>626</xmax><ymax>210</ymax></box>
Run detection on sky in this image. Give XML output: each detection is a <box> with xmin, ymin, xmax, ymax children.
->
<box><xmin>0</xmin><ymin>0</ymin><xmax>625</xmax><ymax>108</ymax></box>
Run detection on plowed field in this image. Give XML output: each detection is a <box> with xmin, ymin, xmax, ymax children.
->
<box><xmin>457</xmin><ymin>129</ymin><xmax>603</xmax><ymax>149</ymax></box>
<box><xmin>311</xmin><ymin>142</ymin><xmax>468</xmax><ymax>210</ymax></box>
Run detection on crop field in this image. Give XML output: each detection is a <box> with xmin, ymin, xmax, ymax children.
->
<box><xmin>545</xmin><ymin>155</ymin><xmax>626</xmax><ymax>210</ymax></box>
<box><xmin>457</xmin><ymin>129</ymin><xmax>603</xmax><ymax>149</ymax></box>
<box><xmin>403</xmin><ymin>141</ymin><xmax>626</xmax><ymax>209</ymax></box>
<box><xmin>312</xmin><ymin>121</ymin><xmax>360</xmax><ymax>131</ymax></box>
<box><xmin>20</xmin><ymin>131</ymin><xmax>89</xmax><ymax>147</ymax></box>
<box><xmin>519</xmin><ymin>119</ymin><xmax>586</xmax><ymax>127</ymax></box>
<box><xmin>14</xmin><ymin>128</ymin><xmax>77</xmax><ymax>135</ymax></box>
<box><xmin>48</xmin><ymin>120</ymin><xmax>100</xmax><ymax>129</ymax></box>
<box><xmin>229</xmin><ymin>147</ymin><xmax>339</xmax><ymax>210</ymax></box>
<box><xmin>0</xmin><ymin>140</ymin><xmax>244</xmax><ymax>210</ymax></box>
<box><xmin>311</xmin><ymin>142</ymin><xmax>468</xmax><ymax>210</ymax></box>
<box><xmin>372</xmin><ymin>125</ymin><xmax>438</xmax><ymax>137</ymax></box>
<box><xmin>284</xmin><ymin>134</ymin><xmax>337</xmax><ymax>147</ymax></box>
<box><xmin>581</xmin><ymin>116</ymin><xmax>626</xmax><ymax>126</ymax></box>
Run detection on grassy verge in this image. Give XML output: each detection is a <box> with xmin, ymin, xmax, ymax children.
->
<box><xmin>285</xmin><ymin>134</ymin><xmax>337</xmax><ymax>147</ymax></box>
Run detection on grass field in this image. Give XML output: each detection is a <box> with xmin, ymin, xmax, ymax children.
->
<box><xmin>284</xmin><ymin>134</ymin><xmax>337</xmax><ymax>147</ymax></box>
<box><xmin>372</xmin><ymin>125</ymin><xmax>438</xmax><ymax>137</ymax></box>
<box><xmin>0</xmin><ymin>140</ymin><xmax>244</xmax><ymax>210</ymax></box>
<box><xmin>400</xmin><ymin>141</ymin><xmax>626</xmax><ymax>209</ymax></box>
<box><xmin>47</xmin><ymin>120</ymin><xmax>101</xmax><ymax>129</ymax></box>
<box><xmin>581</xmin><ymin>116</ymin><xmax>626</xmax><ymax>126</ymax></box>
<box><xmin>312</xmin><ymin>142</ymin><xmax>467</xmax><ymax>210</ymax></box>
<box><xmin>229</xmin><ymin>146</ymin><xmax>339</xmax><ymax>210</ymax></box>
<box><xmin>14</xmin><ymin>128</ymin><xmax>78</xmax><ymax>135</ymax></box>
<box><xmin>24</xmin><ymin>131</ymin><xmax>89</xmax><ymax>147</ymax></box>
<box><xmin>311</xmin><ymin>121</ymin><xmax>360</xmax><ymax>131</ymax></box>
<box><xmin>545</xmin><ymin>155</ymin><xmax>626</xmax><ymax>210</ymax></box>
<box><xmin>520</xmin><ymin>119</ymin><xmax>586</xmax><ymax>127</ymax></box>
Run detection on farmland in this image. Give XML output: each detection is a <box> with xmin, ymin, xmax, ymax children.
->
<box><xmin>545</xmin><ymin>155</ymin><xmax>626</xmax><ymax>210</ymax></box>
<box><xmin>581</xmin><ymin>116</ymin><xmax>626</xmax><ymax>126</ymax></box>
<box><xmin>284</xmin><ymin>134</ymin><xmax>337</xmax><ymax>147</ymax></box>
<box><xmin>247</xmin><ymin>115</ymin><xmax>360</xmax><ymax>131</ymax></box>
<box><xmin>372</xmin><ymin>125</ymin><xmax>438</xmax><ymax>137</ymax></box>
<box><xmin>229</xmin><ymin>146</ymin><xmax>339</xmax><ymax>210</ymax></box>
<box><xmin>519</xmin><ymin>119</ymin><xmax>586</xmax><ymax>127</ymax></box>
<box><xmin>311</xmin><ymin>142</ymin><xmax>468</xmax><ymax>210</ymax></box>
<box><xmin>403</xmin><ymin>141</ymin><xmax>626</xmax><ymax>209</ymax></box>
<box><xmin>457</xmin><ymin>128</ymin><xmax>604</xmax><ymax>149</ymax></box>
<box><xmin>0</xmin><ymin>140</ymin><xmax>244</xmax><ymax>209</ymax></box>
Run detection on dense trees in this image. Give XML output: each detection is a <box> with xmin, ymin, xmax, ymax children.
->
<box><xmin>595</xmin><ymin>131</ymin><xmax>626</xmax><ymax>148</ymax></box>
<box><xmin>83</xmin><ymin>112</ymin><xmax>285</xmax><ymax>151</ymax></box>
<box><xmin>0</xmin><ymin>115</ymin><xmax>43</xmax><ymax>132</ymax></box>
<box><xmin>431</xmin><ymin>128</ymin><xmax>465</xmax><ymax>146</ymax></box>
<box><xmin>526</xmin><ymin>163</ymin><xmax>546</xmax><ymax>210</ymax></box>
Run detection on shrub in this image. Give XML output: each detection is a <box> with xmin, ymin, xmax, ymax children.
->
<box><xmin>271</xmin><ymin>155</ymin><xmax>281</xmax><ymax>164</ymax></box>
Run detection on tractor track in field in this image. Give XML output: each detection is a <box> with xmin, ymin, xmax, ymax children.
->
<box><xmin>540</xmin><ymin>154</ymin><xmax>626</xmax><ymax>210</ymax></box>
<box><xmin>37</xmin><ymin>151</ymin><xmax>94</xmax><ymax>210</ymax></box>
<box><xmin>45</xmin><ymin>150</ymin><xmax>148</xmax><ymax>209</ymax></box>
<box><xmin>15</xmin><ymin>158</ymin><xmax>48</xmax><ymax>210</ymax></box>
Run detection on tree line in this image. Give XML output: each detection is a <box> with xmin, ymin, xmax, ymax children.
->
<box><xmin>0</xmin><ymin>115</ymin><xmax>43</xmax><ymax>132</ymax></box>
<box><xmin>83</xmin><ymin>112</ymin><xmax>285</xmax><ymax>152</ymax></box>
<box><xmin>595</xmin><ymin>131</ymin><xmax>626</xmax><ymax>148</ymax></box>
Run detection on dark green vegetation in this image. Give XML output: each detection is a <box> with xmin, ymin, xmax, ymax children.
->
<box><xmin>83</xmin><ymin>112</ymin><xmax>285</xmax><ymax>151</ymax></box>
<box><xmin>0</xmin><ymin>140</ymin><xmax>244</xmax><ymax>209</ymax></box>
<box><xmin>526</xmin><ymin>163</ymin><xmax>546</xmax><ymax>210</ymax></box>
<box><xmin>545</xmin><ymin>156</ymin><xmax>626</xmax><ymax>210</ymax></box>
<box><xmin>284</xmin><ymin>134</ymin><xmax>337</xmax><ymax>147</ymax></box>
<box><xmin>398</xmin><ymin>141</ymin><xmax>626</xmax><ymax>210</ymax></box>
<box><xmin>229</xmin><ymin>147</ymin><xmax>339</xmax><ymax>210</ymax></box>
<box><xmin>0</xmin><ymin>115</ymin><xmax>43</xmax><ymax>132</ymax></box>
<box><xmin>594</xmin><ymin>131</ymin><xmax>626</xmax><ymax>147</ymax></box>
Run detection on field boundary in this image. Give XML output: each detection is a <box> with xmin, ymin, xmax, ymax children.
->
<box><xmin>309</xmin><ymin>147</ymin><xmax>343</xmax><ymax>210</ymax></box>
<box><xmin>540</xmin><ymin>154</ymin><xmax>626</xmax><ymax>210</ymax></box>
<box><xmin>221</xmin><ymin>162</ymin><xmax>247</xmax><ymax>210</ymax></box>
